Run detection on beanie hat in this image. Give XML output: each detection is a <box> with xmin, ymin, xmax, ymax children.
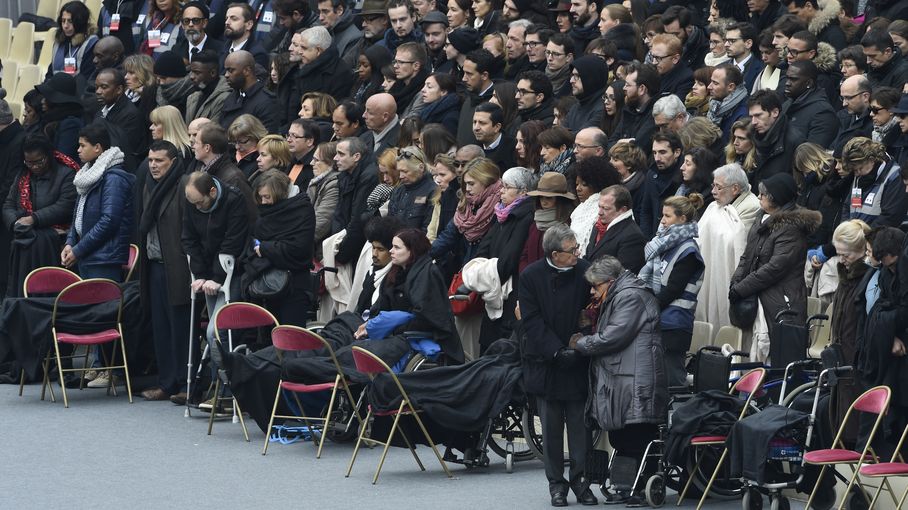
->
<box><xmin>760</xmin><ymin>173</ymin><xmax>798</xmax><ymax>207</ymax></box>
<box><xmin>0</xmin><ymin>89</ymin><xmax>13</xmax><ymax>125</ymax></box>
<box><xmin>153</xmin><ymin>51</ymin><xmax>188</xmax><ymax>78</ymax></box>
<box><xmin>182</xmin><ymin>0</ymin><xmax>210</xmax><ymax>18</ymax></box>
<box><xmin>571</xmin><ymin>55</ymin><xmax>609</xmax><ymax>100</ymax></box>
<box><xmin>448</xmin><ymin>27</ymin><xmax>480</xmax><ymax>55</ymax></box>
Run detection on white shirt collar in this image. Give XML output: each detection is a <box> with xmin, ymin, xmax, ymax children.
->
<box><xmin>483</xmin><ymin>133</ymin><xmax>503</xmax><ymax>150</ymax></box>
<box><xmin>189</xmin><ymin>34</ymin><xmax>208</xmax><ymax>54</ymax></box>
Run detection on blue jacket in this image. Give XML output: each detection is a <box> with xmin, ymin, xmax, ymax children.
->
<box><xmin>67</xmin><ymin>167</ymin><xmax>135</xmax><ymax>267</ymax></box>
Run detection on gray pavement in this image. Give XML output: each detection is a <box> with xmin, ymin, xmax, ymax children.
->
<box><xmin>0</xmin><ymin>383</ymin><xmax>805</xmax><ymax>509</ymax></box>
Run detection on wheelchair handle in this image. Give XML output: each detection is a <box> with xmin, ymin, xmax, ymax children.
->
<box><xmin>450</xmin><ymin>295</ymin><xmax>471</xmax><ymax>301</ymax></box>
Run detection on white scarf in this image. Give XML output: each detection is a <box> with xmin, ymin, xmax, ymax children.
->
<box><xmin>74</xmin><ymin>147</ymin><xmax>125</xmax><ymax>236</ymax></box>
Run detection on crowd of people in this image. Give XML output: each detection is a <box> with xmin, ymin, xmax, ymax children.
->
<box><xmin>3</xmin><ymin>0</ymin><xmax>908</xmax><ymax>505</ymax></box>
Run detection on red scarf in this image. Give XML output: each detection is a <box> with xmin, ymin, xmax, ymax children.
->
<box><xmin>594</xmin><ymin>219</ymin><xmax>611</xmax><ymax>244</ymax></box>
<box><xmin>17</xmin><ymin>151</ymin><xmax>77</xmax><ymax>230</ymax></box>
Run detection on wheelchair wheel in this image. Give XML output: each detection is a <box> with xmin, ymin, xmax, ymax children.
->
<box><xmin>505</xmin><ymin>452</ymin><xmax>514</xmax><ymax>473</ymax></box>
<box><xmin>742</xmin><ymin>487</ymin><xmax>762</xmax><ymax>510</ymax></box>
<box><xmin>324</xmin><ymin>391</ymin><xmax>359</xmax><ymax>443</ymax></box>
<box><xmin>686</xmin><ymin>442</ymin><xmax>746</xmax><ymax>500</ymax></box>
<box><xmin>487</xmin><ymin>403</ymin><xmax>539</xmax><ymax>462</ymax></box>
<box><xmin>645</xmin><ymin>474</ymin><xmax>666</xmax><ymax>507</ymax></box>
<box><xmin>770</xmin><ymin>495</ymin><xmax>789</xmax><ymax>510</ymax></box>
<box><xmin>518</xmin><ymin>400</ymin><xmax>545</xmax><ymax>460</ymax></box>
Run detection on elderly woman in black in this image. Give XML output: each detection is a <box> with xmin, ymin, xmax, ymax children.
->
<box><xmin>3</xmin><ymin>135</ymin><xmax>77</xmax><ymax>297</ymax></box>
<box><xmin>242</xmin><ymin>170</ymin><xmax>315</xmax><ymax>327</ymax></box>
<box><xmin>355</xmin><ymin>228</ymin><xmax>464</xmax><ymax>363</ymax></box>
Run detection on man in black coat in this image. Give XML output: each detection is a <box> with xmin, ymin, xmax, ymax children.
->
<box><xmin>519</xmin><ymin>224</ymin><xmax>597</xmax><ymax>507</ymax></box>
<box><xmin>473</xmin><ymin>103</ymin><xmax>517</xmax><ymax>171</ymax></box>
<box><xmin>783</xmin><ymin>60</ymin><xmax>838</xmax><ymax>147</ymax></box>
<box><xmin>661</xmin><ymin>6</ymin><xmax>709</xmax><ymax>71</ymax></box>
<box><xmin>297</xmin><ymin>26</ymin><xmax>355</xmax><ymax>101</ymax></box>
<box><xmin>220</xmin><ymin>50</ymin><xmax>280</xmax><ymax>134</ymax></box>
<box><xmin>0</xmin><ymin>97</ymin><xmax>25</xmax><ymax>297</ymax></box>
<box><xmin>609</xmin><ymin>62</ymin><xmax>660</xmax><ymax>156</ymax></box>
<box><xmin>561</xmin><ymin>55</ymin><xmax>607</xmax><ymax>133</ymax></box>
<box><xmin>585</xmin><ymin>185</ymin><xmax>645</xmax><ymax>273</ymax></box>
<box><xmin>831</xmin><ymin>75</ymin><xmax>873</xmax><ymax>156</ymax></box>
<box><xmin>652</xmin><ymin>34</ymin><xmax>694</xmax><ymax>100</ymax></box>
<box><xmin>749</xmin><ymin>90</ymin><xmax>805</xmax><ymax>187</ymax></box>
<box><xmin>331</xmin><ymin>137</ymin><xmax>378</xmax><ymax>266</ymax></box>
<box><xmin>360</xmin><ymin>93</ymin><xmax>400</xmax><ymax>157</ymax></box>
<box><xmin>94</xmin><ymin>68</ymin><xmax>145</xmax><ymax>164</ymax></box>
<box><xmin>638</xmin><ymin>132</ymin><xmax>683</xmax><ymax>240</ymax></box>
<box><xmin>861</xmin><ymin>29</ymin><xmax>908</xmax><ymax>89</ymax></box>
<box><xmin>516</xmin><ymin>70</ymin><xmax>555</xmax><ymax>127</ymax></box>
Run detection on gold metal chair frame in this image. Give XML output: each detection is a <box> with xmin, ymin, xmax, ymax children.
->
<box><xmin>18</xmin><ymin>267</ymin><xmax>81</xmax><ymax>400</ymax></box>
<box><xmin>678</xmin><ymin>367</ymin><xmax>767</xmax><ymax>510</ymax></box>
<box><xmin>345</xmin><ymin>346</ymin><xmax>453</xmax><ymax>484</ymax></box>
<box><xmin>861</xmin><ymin>420</ymin><xmax>908</xmax><ymax>509</ymax></box>
<box><xmin>47</xmin><ymin>278</ymin><xmax>133</xmax><ymax>408</ymax></box>
<box><xmin>209</xmin><ymin>303</ymin><xmax>280</xmax><ymax>442</ymax></box>
<box><xmin>805</xmin><ymin>385</ymin><xmax>892</xmax><ymax>510</ymax></box>
<box><xmin>262</xmin><ymin>325</ymin><xmax>363</xmax><ymax>458</ymax></box>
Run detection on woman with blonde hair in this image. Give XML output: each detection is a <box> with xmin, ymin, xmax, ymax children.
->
<box><xmin>149</xmin><ymin>105</ymin><xmax>190</xmax><ymax>156</ymax></box>
<box><xmin>123</xmin><ymin>55</ymin><xmax>158</xmax><ymax>145</ymax></box>
<box><xmin>482</xmin><ymin>33</ymin><xmax>506</xmax><ymax>58</ymax></box>
<box><xmin>228</xmin><ymin>114</ymin><xmax>268</xmax><ymax>178</ymax></box>
<box><xmin>389</xmin><ymin>146</ymin><xmax>436</xmax><ymax>229</ymax></box>
<box><xmin>725</xmin><ymin>118</ymin><xmax>757</xmax><ymax>177</ymax></box>
<box><xmin>678</xmin><ymin>117</ymin><xmax>722</xmax><ymax>154</ymax></box>
<box><xmin>253</xmin><ymin>135</ymin><xmax>292</xmax><ymax>183</ymax></box>
<box><xmin>427</xmin><ymin>154</ymin><xmax>459</xmax><ymax>242</ymax></box>
<box><xmin>369</xmin><ymin>147</ymin><xmax>399</xmax><ymax>214</ymax></box>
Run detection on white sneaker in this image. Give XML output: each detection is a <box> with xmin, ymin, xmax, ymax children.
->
<box><xmin>87</xmin><ymin>371</ymin><xmax>114</xmax><ymax>388</ymax></box>
<box><xmin>82</xmin><ymin>369</ymin><xmax>99</xmax><ymax>382</ymax></box>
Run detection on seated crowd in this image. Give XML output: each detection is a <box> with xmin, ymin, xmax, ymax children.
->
<box><xmin>4</xmin><ymin>0</ymin><xmax>908</xmax><ymax>506</ymax></box>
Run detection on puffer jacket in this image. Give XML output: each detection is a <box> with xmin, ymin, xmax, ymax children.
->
<box><xmin>730</xmin><ymin>205</ymin><xmax>822</xmax><ymax>327</ymax></box>
<box><xmin>388</xmin><ymin>172</ymin><xmax>436</xmax><ymax>231</ymax></box>
<box><xmin>67</xmin><ymin>167</ymin><xmax>135</xmax><ymax>266</ymax></box>
<box><xmin>575</xmin><ymin>271</ymin><xmax>667</xmax><ymax>431</ymax></box>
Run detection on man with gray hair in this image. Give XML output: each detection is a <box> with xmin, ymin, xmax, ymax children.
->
<box><xmin>652</xmin><ymin>95</ymin><xmax>690</xmax><ymax>134</ymax></box>
<box><xmin>505</xmin><ymin>19</ymin><xmax>533</xmax><ymax>79</ymax></box>
<box><xmin>453</xmin><ymin>145</ymin><xmax>484</xmax><ymax>176</ymax></box>
<box><xmin>695</xmin><ymin>163</ymin><xmax>761</xmax><ymax>332</ymax></box>
<box><xmin>296</xmin><ymin>25</ymin><xmax>355</xmax><ymax>101</ymax></box>
<box><xmin>518</xmin><ymin>224</ymin><xmax>597</xmax><ymax>507</ymax></box>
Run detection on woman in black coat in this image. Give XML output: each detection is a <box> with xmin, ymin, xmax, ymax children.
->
<box><xmin>2</xmin><ymin>136</ymin><xmax>77</xmax><ymax>297</ymax></box>
<box><xmin>241</xmin><ymin>171</ymin><xmax>315</xmax><ymax>327</ymax></box>
<box><xmin>357</xmin><ymin>228</ymin><xmax>464</xmax><ymax>363</ymax></box>
<box><xmin>419</xmin><ymin>73</ymin><xmax>460</xmax><ymax>135</ymax></box>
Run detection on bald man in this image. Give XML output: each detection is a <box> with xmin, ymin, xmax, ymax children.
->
<box><xmin>359</xmin><ymin>93</ymin><xmax>400</xmax><ymax>155</ymax></box>
<box><xmin>92</xmin><ymin>36</ymin><xmax>125</xmax><ymax>73</ymax></box>
<box><xmin>832</xmin><ymin>74</ymin><xmax>873</xmax><ymax>155</ymax></box>
<box><xmin>219</xmin><ymin>50</ymin><xmax>280</xmax><ymax>134</ymax></box>
<box><xmin>573</xmin><ymin>127</ymin><xmax>608</xmax><ymax>162</ymax></box>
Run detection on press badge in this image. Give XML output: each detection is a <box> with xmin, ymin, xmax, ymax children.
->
<box><xmin>865</xmin><ymin>192</ymin><xmax>876</xmax><ymax>206</ymax></box>
<box><xmin>851</xmin><ymin>187</ymin><xmax>862</xmax><ymax>209</ymax></box>
<box><xmin>136</xmin><ymin>14</ymin><xmax>146</xmax><ymax>25</ymax></box>
<box><xmin>110</xmin><ymin>13</ymin><xmax>121</xmax><ymax>31</ymax></box>
<box><xmin>63</xmin><ymin>57</ymin><xmax>77</xmax><ymax>74</ymax></box>
<box><xmin>160</xmin><ymin>31</ymin><xmax>171</xmax><ymax>44</ymax></box>
<box><xmin>148</xmin><ymin>29</ymin><xmax>161</xmax><ymax>47</ymax></box>
<box><xmin>263</xmin><ymin>11</ymin><xmax>273</xmax><ymax>23</ymax></box>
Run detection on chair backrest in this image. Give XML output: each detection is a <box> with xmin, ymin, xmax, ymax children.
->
<box><xmin>732</xmin><ymin>367</ymin><xmax>766</xmax><ymax>395</ymax></box>
<box><xmin>123</xmin><ymin>244</ymin><xmax>139</xmax><ymax>282</ymax></box>
<box><xmin>24</xmin><ymin>267</ymin><xmax>81</xmax><ymax>297</ymax></box>
<box><xmin>9</xmin><ymin>21</ymin><xmax>35</xmax><ymax>65</ymax></box>
<box><xmin>0</xmin><ymin>18</ymin><xmax>12</xmax><ymax>59</ymax></box>
<box><xmin>53</xmin><ymin>279</ymin><xmax>124</xmax><ymax>326</ymax></box>
<box><xmin>807</xmin><ymin>296</ymin><xmax>821</xmax><ymax>318</ymax></box>
<box><xmin>272</xmin><ymin>325</ymin><xmax>329</xmax><ymax>352</ymax></box>
<box><xmin>213</xmin><ymin>302</ymin><xmax>278</xmax><ymax>340</ymax></box>
<box><xmin>36</xmin><ymin>27</ymin><xmax>57</xmax><ymax>69</ymax></box>
<box><xmin>715</xmin><ymin>326</ymin><xmax>743</xmax><ymax>352</ymax></box>
<box><xmin>853</xmin><ymin>386</ymin><xmax>891</xmax><ymax>415</ymax></box>
<box><xmin>2</xmin><ymin>60</ymin><xmax>20</xmax><ymax>94</ymax></box>
<box><xmin>36</xmin><ymin>0</ymin><xmax>60</xmax><ymax>20</ymax></box>
<box><xmin>691</xmin><ymin>321</ymin><xmax>714</xmax><ymax>353</ymax></box>
<box><xmin>12</xmin><ymin>64</ymin><xmax>40</xmax><ymax>104</ymax></box>
<box><xmin>351</xmin><ymin>346</ymin><xmax>412</xmax><ymax>400</ymax></box>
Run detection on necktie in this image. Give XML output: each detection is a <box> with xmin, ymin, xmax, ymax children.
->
<box><xmin>190</xmin><ymin>47</ymin><xmax>200</xmax><ymax>61</ymax></box>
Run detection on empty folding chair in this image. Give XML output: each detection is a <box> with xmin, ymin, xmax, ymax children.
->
<box><xmin>208</xmin><ymin>302</ymin><xmax>279</xmax><ymax>441</ymax></box>
<box><xmin>678</xmin><ymin>367</ymin><xmax>766</xmax><ymax>510</ymax></box>
<box><xmin>346</xmin><ymin>346</ymin><xmax>453</xmax><ymax>484</ymax></box>
<box><xmin>18</xmin><ymin>267</ymin><xmax>81</xmax><ymax>399</ymax></box>
<box><xmin>36</xmin><ymin>27</ymin><xmax>57</xmax><ymax>70</ymax></box>
<box><xmin>122</xmin><ymin>244</ymin><xmax>139</xmax><ymax>282</ymax></box>
<box><xmin>47</xmin><ymin>279</ymin><xmax>133</xmax><ymax>408</ymax></box>
<box><xmin>804</xmin><ymin>385</ymin><xmax>891</xmax><ymax>510</ymax></box>
<box><xmin>8</xmin><ymin>21</ymin><xmax>36</xmax><ymax>65</ymax></box>
<box><xmin>0</xmin><ymin>18</ymin><xmax>12</xmax><ymax>60</ymax></box>
<box><xmin>262</xmin><ymin>325</ymin><xmax>360</xmax><ymax>457</ymax></box>
<box><xmin>860</xmin><ymin>421</ymin><xmax>908</xmax><ymax>509</ymax></box>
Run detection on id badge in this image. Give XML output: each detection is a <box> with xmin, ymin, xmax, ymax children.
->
<box><xmin>110</xmin><ymin>13</ymin><xmax>121</xmax><ymax>31</ymax></box>
<box><xmin>136</xmin><ymin>14</ymin><xmax>146</xmax><ymax>25</ymax></box>
<box><xmin>63</xmin><ymin>57</ymin><xmax>77</xmax><ymax>74</ymax></box>
<box><xmin>161</xmin><ymin>31</ymin><xmax>171</xmax><ymax>45</ymax></box>
<box><xmin>263</xmin><ymin>10</ymin><xmax>273</xmax><ymax>23</ymax></box>
<box><xmin>851</xmin><ymin>187</ymin><xmax>862</xmax><ymax>209</ymax></box>
<box><xmin>148</xmin><ymin>29</ymin><xmax>161</xmax><ymax>48</ymax></box>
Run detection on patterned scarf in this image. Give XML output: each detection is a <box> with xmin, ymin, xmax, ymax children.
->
<box><xmin>638</xmin><ymin>222</ymin><xmax>699</xmax><ymax>288</ymax></box>
<box><xmin>706</xmin><ymin>86</ymin><xmax>747</xmax><ymax>125</ymax></box>
<box><xmin>73</xmin><ymin>147</ymin><xmax>124</xmax><ymax>236</ymax></box>
<box><xmin>454</xmin><ymin>180</ymin><xmax>501</xmax><ymax>242</ymax></box>
<box><xmin>540</xmin><ymin>148</ymin><xmax>574</xmax><ymax>175</ymax></box>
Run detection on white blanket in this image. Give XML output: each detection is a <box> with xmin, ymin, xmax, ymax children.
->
<box><xmin>461</xmin><ymin>257</ymin><xmax>513</xmax><ymax>320</ymax></box>
<box><xmin>695</xmin><ymin>201</ymin><xmax>751</xmax><ymax>333</ymax></box>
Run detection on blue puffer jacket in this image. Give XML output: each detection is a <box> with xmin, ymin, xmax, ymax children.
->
<box><xmin>67</xmin><ymin>167</ymin><xmax>135</xmax><ymax>267</ymax></box>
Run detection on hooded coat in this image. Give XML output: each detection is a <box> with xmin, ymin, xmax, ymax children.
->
<box><xmin>784</xmin><ymin>86</ymin><xmax>838</xmax><ymax>148</ymax></box>
<box><xmin>730</xmin><ymin>205</ymin><xmax>822</xmax><ymax>327</ymax></box>
<box><xmin>184</xmin><ymin>77</ymin><xmax>232</xmax><ymax>126</ymax></box>
<box><xmin>575</xmin><ymin>271</ymin><xmax>667</xmax><ymax>431</ymax></box>
<box><xmin>808</xmin><ymin>0</ymin><xmax>847</xmax><ymax>50</ymax></box>
<box><xmin>561</xmin><ymin>56</ymin><xmax>608</xmax><ymax>133</ymax></box>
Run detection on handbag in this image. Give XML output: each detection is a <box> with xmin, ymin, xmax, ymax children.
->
<box><xmin>247</xmin><ymin>267</ymin><xmax>291</xmax><ymax>300</ymax></box>
<box><xmin>729</xmin><ymin>294</ymin><xmax>758</xmax><ymax>329</ymax></box>
<box><xmin>448</xmin><ymin>271</ymin><xmax>484</xmax><ymax>316</ymax></box>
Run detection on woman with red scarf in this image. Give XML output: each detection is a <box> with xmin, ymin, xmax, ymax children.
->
<box><xmin>1</xmin><ymin>135</ymin><xmax>77</xmax><ymax>297</ymax></box>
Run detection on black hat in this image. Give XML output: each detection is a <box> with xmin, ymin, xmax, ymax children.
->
<box><xmin>760</xmin><ymin>173</ymin><xmax>798</xmax><ymax>206</ymax></box>
<box><xmin>448</xmin><ymin>27</ymin><xmax>480</xmax><ymax>54</ymax></box>
<box><xmin>890</xmin><ymin>93</ymin><xmax>908</xmax><ymax>114</ymax></box>
<box><xmin>35</xmin><ymin>73</ymin><xmax>81</xmax><ymax>105</ymax></box>
<box><xmin>547</xmin><ymin>0</ymin><xmax>570</xmax><ymax>12</ymax></box>
<box><xmin>182</xmin><ymin>0</ymin><xmax>210</xmax><ymax>18</ymax></box>
<box><xmin>154</xmin><ymin>51</ymin><xmax>188</xmax><ymax>78</ymax></box>
<box><xmin>572</xmin><ymin>55</ymin><xmax>609</xmax><ymax>99</ymax></box>
<box><xmin>419</xmin><ymin>10</ymin><xmax>448</xmax><ymax>27</ymax></box>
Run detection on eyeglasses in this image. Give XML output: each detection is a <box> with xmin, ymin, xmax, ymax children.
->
<box><xmin>23</xmin><ymin>157</ymin><xmax>47</xmax><ymax>168</ymax></box>
<box><xmin>544</xmin><ymin>50</ymin><xmax>565</xmax><ymax>57</ymax></box>
<box><xmin>724</xmin><ymin>37</ymin><xmax>742</xmax><ymax>44</ymax></box>
<box><xmin>524</xmin><ymin>41</ymin><xmax>542</xmax><ymax>48</ymax></box>
<box><xmin>711</xmin><ymin>182</ymin><xmax>732</xmax><ymax>191</ymax></box>
<box><xmin>786</xmin><ymin>47</ymin><xmax>807</xmax><ymax>57</ymax></box>
<box><xmin>516</xmin><ymin>88</ymin><xmax>537</xmax><ymax>96</ymax></box>
<box><xmin>574</xmin><ymin>143</ymin><xmax>599</xmax><ymax>150</ymax></box>
<box><xmin>181</xmin><ymin>17</ymin><xmax>206</xmax><ymax>25</ymax></box>
<box><xmin>650</xmin><ymin>53</ymin><xmax>677</xmax><ymax>63</ymax></box>
<box><xmin>397</xmin><ymin>149</ymin><xmax>426</xmax><ymax>164</ymax></box>
<box><xmin>555</xmin><ymin>245</ymin><xmax>581</xmax><ymax>255</ymax></box>
<box><xmin>392</xmin><ymin>59</ymin><xmax>415</xmax><ymax>66</ymax></box>
<box><xmin>840</xmin><ymin>92</ymin><xmax>865</xmax><ymax>101</ymax></box>
<box><xmin>870</xmin><ymin>106</ymin><xmax>887</xmax><ymax>114</ymax></box>
<box><xmin>501</xmin><ymin>184</ymin><xmax>522</xmax><ymax>191</ymax></box>
<box><xmin>286</xmin><ymin>132</ymin><xmax>308</xmax><ymax>139</ymax></box>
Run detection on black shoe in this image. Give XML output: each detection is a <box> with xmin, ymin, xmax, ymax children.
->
<box><xmin>811</xmin><ymin>486</ymin><xmax>836</xmax><ymax>510</ymax></box>
<box><xmin>63</xmin><ymin>374</ymin><xmax>85</xmax><ymax>388</ymax></box>
<box><xmin>576</xmin><ymin>488</ymin><xmax>598</xmax><ymax>506</ymax></box>
<box><xmin>551</xmin><ymin>492</ymin><xmax>568</xmax><ymax>507</ymax></box>
<box><xmin>603</xmin><ymin>491</ymin><xmax>630</xmax><ymax>505</ymax></box>
<box><xmin>624</xmin><ymin>494</ymin><xmax>646</xmax><ymax>508</ymax></box>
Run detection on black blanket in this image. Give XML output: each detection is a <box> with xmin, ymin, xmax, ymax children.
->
<box><xmin>726</xmin><ymin>404</ymin><xmax>809</xmax><ymax>484</ymax></box>
<box><xmin>664</xmin><ymin>390</ymin><xmax>745</xmax><ymax>466</ymax></box>
<box><xmin>0</xmin><ymin>281</ymin><xmax>149</xmax><ymax>383</ymax></box>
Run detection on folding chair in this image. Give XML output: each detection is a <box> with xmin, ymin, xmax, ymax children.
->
<box><xmin>36</xmin><ymin>0</ymin><xmax>60</xmax><ymax>20</ymax></box>
<box><xmin>860</xmin><ymin>421</ymin><xmax>908</xmax><ymax>509</ymax></box>
<box><xmin>345</xmin><ymin>346</ymin><xmax>453</xmax><ymax>484</ymax></box>
<box><xmin>47</xmin><ymin>279</ymin><xmax>133</xmax><ymax>408</ymax></box>
<box><xmin>12</xmin><ymin>64</ymin><xmax>40</xmax><ymax>104</ymax></box>
<box><xmin>8</xmin><ymin>21</ymin><xmax>35</xmax><ymax>65</ymax></box>
<box><xmin>122</xmin><ymin>244</ymin><xmax>139</xmax><ymax>282</ymax></box>
<box><xmin>714</xmin><ymin>325</ymin><xmax>743</xmax><ymax>352</ymax></box>
<box><xmin>209</xmin><ymin>302</ymin><xmax>278</xmax><ymax>441</ymax></box>
<box><xmin>804</xmin><ymin>385</ymin><xmax>891</xmax><ymax>510</ymax></box>
<box><xmin>18</xmin><ymin>267</ymin><xmax>81</xmax><ymax>399</ymax></box>
<box><xmin>2</xmin><ymin>60</ymin><xmax>20</xmax><ymax>96</ymax></box>
<box><xmin>262</xmin><ymin>325</ymin><xmax>360</xmax><ymax>457</ymax></box>
<box><xmin>691</xmin><ymin>321</ymin><xmax>715</xmax><ymax>353</ymax></box>
<box><xmin>0</xmin><ymin>18</ymin><xmax>12</xmax><ymax>60</ymax></box>
<box><xmin>36</xmin><ymin>27</ymin><xmax>57</xmax><ymax>70</ymax></box>
<box><xmin>678</xmin><ymin>367</ymin><xmax>766</xmax><ymax>509</ymax></box>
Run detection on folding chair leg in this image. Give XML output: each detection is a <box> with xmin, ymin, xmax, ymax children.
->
<box><xmin>897</xmin><ymin>483</ymin><xmax>908</xmax><ymax>510</ymax></box>
<box><xmin>696</xmin><ymin>448</ymin><xmax>729</xmax><ymax>510</ymax></box>
<box><xmin>119</xmin><ymin>336</ymin><xmax>133</xmax><ymax>404</ymax></box>
<box><xmin>395</xmin><ymin>421</ymin><xmax>425</xmax><ymax>471</ymax></box>
<box><xmin>208</xmin><ymin>378</ymin><xmax>220</xmax><ymax>435</ymax></box>
<box><xmin>868</xmin><ymin>478</ymin><xmax>887</xmax><ymax>510</ymax></box>
<box><xmin>805</xmin><ymin>465</ymin><xmax>829</xmax><ymax>510</ymax></box>
<box><xmin>234</xmin><ymin>397</ymin><xmax>249</xmax><ymax>442</ymax></box>
<box><xmin>837</xmin><ymin>464</ymin><xmax>865</xmax><ymax>510</ymax></box>
<box><xmin>678</xmin><ymin>448</ymin><xmax>703</xmax><ymax>505</ymax></box>
<box><xmin>262</xmin><ymin>383</ymin><xmax>283</xmax><ymax>455</ymax></box>
<box><xmin>41</xmin><ymin>355</ymin><xmax>55</xmax><ymax>402</ymax></box>
<box><xmin>53</xmin><ymin>340</ymin><xmax>69</xmax><ymax>408</ymax></box>
<box><xmin>18</xmin><ymin>368</ymin><xmax>25</xmax><ymax>396</ymax></box>
<box><xmin>374</xmin><ymin>406</ymin><xmax>406</xmax><ymax>484</ymax></box>
<box><xmin>346</xmin><ymin>409</ymin><xmax>373</xmax><ymax>477</ymax></box>
<box><xmin>317</xmin><ymin>383</ymin><xmax>340</xmax><ymax>459</ymax></box>
<box><xmin>412</xmin><ymin>412</ymin><xmax>453</xmax><ymax>478</ymax></box>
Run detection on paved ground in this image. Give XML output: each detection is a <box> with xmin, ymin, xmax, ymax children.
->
<box><xmin>0</xmin><ymin>383</ymin><xmax>807</xmax><ymax>510</ymax></box>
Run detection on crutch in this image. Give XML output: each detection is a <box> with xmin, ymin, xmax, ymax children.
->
<box><xmin>185</xmin><ymin>255</ymin><xmax>197</xmax><ymax>418</ymax></box>
<box><xmin>217</xmin><ymin>254</ymin><xmax>239</xmax><ymax>424</ymax></box>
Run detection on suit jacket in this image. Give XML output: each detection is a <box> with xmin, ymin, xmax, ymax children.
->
<box><xmin>173</xmin><ymin>35</ymin><xmax>225</xmax><ymax>65</ymax></box>
<box><xmin>584</xmin><ymin>216</ymin><xmax>646</xmax><ymax>274</ymax></box>
<box><xmin>483</xmin><ymin>135</ymin><xmax>517</xmax><ymax>172</ymax></box>
<box><xmin>97</xmin><ymin>94</ymin><xmax>145</xmax><ymax>163</ymax></box>
<box><xmin>359</xmin><ymin>123</ymin><xmax>401</xmax><ymax>158</ymax></box>
<box><xmin>218</xmin><ymin>37</ymin><xmax>270</xmax><ymax>72</ymax></box>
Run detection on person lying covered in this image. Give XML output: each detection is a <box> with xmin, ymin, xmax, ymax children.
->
<box><xmin>354</xmin><ymin>228</ymin><xmax>465</xmax><ymax>363</ymax></box>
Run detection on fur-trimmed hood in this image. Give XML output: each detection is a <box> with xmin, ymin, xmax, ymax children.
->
<box><xmin>815</xmin><ymin>41</ymin><xmax>838</xmax><ymax>72</ymax></box>
<box><xmin>809</xmin><ymin>0</ymin><xmax>841</xmax><ymax>36</ymax></box>
<box><xmin>762</xmin><ymin>205</ymin><xmax>822</xmax><ymax>234</ymax></box>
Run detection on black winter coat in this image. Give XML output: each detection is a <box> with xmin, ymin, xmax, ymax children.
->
<box><xmin>866</xmin><ymin>49</ymin><xmax>908</xmax><ymax>89</ymax></box>
<box><xmin>297</xmin><ymin>45</ymin><xmax>355</xmax><ymax>101</ymax></box>
<box><xmin>584</xmin><ymin>216</ymin><xmax>646</xmax><ymax>273</ymax></box>
<box><xmin>752</xmin><ymin>113</ymin><xmax>804</xmax><ymax>187</ymax></box>
<box><xmin>419</xmin><ymin>93</ymin><xmax>460</xmax><ymax>135</ymax></box>
<box><xmin>332</xmin><ymin>160</ymin><xmax>379</xmax><ymax>264</ymax></box>
<box><xmin>181</xmin><ymin>180</ymin><xmax>250</xmax><ymax>285</ymax></box>
<box><xmin>832</xmin><ymin>110</ymin><xmax>873</xmax><ymax>157</ymax></box>
<box><xmin>784</xmin><ymin>87</ymin><xmax>838</xmax><ymax>148</ymax></box>
<box><xmin>609</xmin><ymin>96</ymin><xmax>658</xmax><ymax>155</ymax></box>
<box><xmin>388</xmin><ymin>173</ymin><xmax>436</xmax><ymax>231</ymax></box>
<box><xmin>638</xmin><ymin>160</ymin><xmax>682</xmax><ymax>240</ymax></box>
<box><xmin>220</xmin><ymin>81</ymin><xmax>280</xmax><ymax>135</ymax></box>
<box><xmin>519</xmin><ymin>258</ymin><xmax>591</xmax><ymax>400</ymax></box>
<box><xmin>475</xmin><ymin>198</ymin><xmax>534</xmax><ymax>287</ymax></box>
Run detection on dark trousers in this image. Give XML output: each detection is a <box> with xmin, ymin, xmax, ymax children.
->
<box><xmin>149</xmin><ymin>262</ymin><xmax>191</xmax><ymax>394</ymax></box>
<box><xmin>265</xmin><ymin>270</ymin><xmax>312</xmax><ymax>328</ymax></box>
<box><xmin>662</xmin><ymin>328</ymin><xmax>691</xmax><ymax>388</ymax></box>
<box><xmin>537</xmin><ymin>396</ymin><xmax>591</xmax><ymax>495</ymax></box>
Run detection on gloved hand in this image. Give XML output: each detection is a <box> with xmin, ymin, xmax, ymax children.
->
<box><xmin>554</xmin><ymin>348</ymin><xmax>582</xmax><ymax>368</ymax></box>
<box><xmin>807</xmin><ymin>246</ymin><xmax>828</xmax><ymax>265</ymax></box>
<box><xmin>728</xmin><ymin>287</ymin><xmax>742</xmax><ymax>304</ymax></box>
